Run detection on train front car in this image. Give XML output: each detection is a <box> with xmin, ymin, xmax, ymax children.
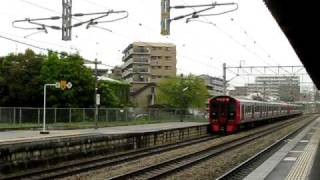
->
<box><xmin>208</xmin><ymin>96</ymin><xmax>240</xmax><ymax>134</ymax></box>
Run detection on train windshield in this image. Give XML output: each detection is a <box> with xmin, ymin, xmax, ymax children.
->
<box><xmin>211</xmin><ymin>98</ymin><xmax>236</xmax><ymax>119</ymax></box>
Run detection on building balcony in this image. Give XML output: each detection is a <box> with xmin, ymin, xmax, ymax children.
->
<box><xmin>125</xmin><ymin>77</ymin><xmax>150</xmax><ymax>84</ymax></box>
<box><xmin>122</xmin><ymin>48</ymin><xmax>150</xmax><ymax>61</ymax></box>
<box><xmin>121</xmin><ymin>58</ymin><xmax>150</xmax><ymax>69</ymax></box>
<box><xmin>122</xmin><ymin>68</ymin><xmax>133</xmax><ymax>78</ymax></box>
<box><xmin>122</xmin><ymin>68</ymin><xmax>151</xmax><ymax>78</ymax></box>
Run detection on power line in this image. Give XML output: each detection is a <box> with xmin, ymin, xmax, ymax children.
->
<box><xmin>179</xmin><ymin>0</ymin><xmax>280</xmax><ymax>69</ymax></box>
<box><xmin>15</xmin><ymin>0</ymin><xmax>128</xmax><ymax>41</ymax></box>
<box><xmin>0</xmin><ymin>34</ymin><xmax>115</xmax><ymax>68</ymax></box>
<box><xmin>0</xmin><ymin>34</ymin><xmax>49</xmax><ymax>51</ymax></box>
<box><xmin>20</xmin><ymin>0</ymin><xmax>58</xmax><ymax>14</ymax></box>
<box><xmin>16</xmin><ymin>0</ymin><xmax>277</xmax><ymax>78</ymax></box>
<box><xmin>227</xmin><ymin>17</ymin><xmax>282</xmax><ymax>65</ymax></box>
<box><xmin>80</xmin><ymin>0</ymin><xmax>226</xmax><ymax>74</ymax></box>
<box><xmin>0</xmin><ymin>31</ymin><xmax>71</xmax><ymax>50</ymax></box>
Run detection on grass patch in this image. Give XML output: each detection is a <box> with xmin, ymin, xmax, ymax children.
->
<box><xmin>0</xmin><ymin>123</ymin><xmax>40</xmax><ymax>130</ymax></box>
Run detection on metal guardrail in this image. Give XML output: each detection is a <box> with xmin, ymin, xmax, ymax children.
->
<box><xmin>0</xmin><ymin>107</ymin><xmax>207</xmax><ymax>125</ymax></box>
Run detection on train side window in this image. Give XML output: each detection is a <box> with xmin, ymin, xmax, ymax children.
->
<box><xmin>211</xmin><ymin>101</ymin><xmax>220</xmax><ymax>118</ymax></box>
<box><xmin>251</xmin><ymin>105</ymin><xmax>254</xmax><ymax>118</ymax></box>
<box><xmin>241</xmin><ymin>105</ymin><xmax>244</xmax><ymax>120</ymax></box>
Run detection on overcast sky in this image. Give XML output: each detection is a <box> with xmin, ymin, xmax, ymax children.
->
<box><xmin>0</xmin><ymin>0</ymin><xmax>313</xmax><ymax>88</ymax></box>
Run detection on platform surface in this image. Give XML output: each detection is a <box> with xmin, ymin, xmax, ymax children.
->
<box><xmin>244</xmin><ymin>117</ymin><xmax>320</xmax><ymax>180</ymax></box>
<box><xmin>0</xmin><ymin>122</ymin><xmax>208</xmax><ymax>144</ymax></box>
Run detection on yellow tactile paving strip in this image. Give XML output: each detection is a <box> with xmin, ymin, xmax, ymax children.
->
<box><xmin>285</xmin><ymin>128</ymin><xmax>320</xmax><ymax>180</ymax></box>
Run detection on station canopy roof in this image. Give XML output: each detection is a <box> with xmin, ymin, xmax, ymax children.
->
<box><xmin>263</xmin><ymin>0</ymin><xmax>319</xmax><ymax>89</ymax></box>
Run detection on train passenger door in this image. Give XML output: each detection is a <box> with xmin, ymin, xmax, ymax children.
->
<box><xmin>227</xmin><ymin>101</ymin><xmax>236</xmax><ymax>121</ymax></box>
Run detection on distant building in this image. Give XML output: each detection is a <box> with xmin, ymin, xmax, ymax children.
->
<box><xmin>229</xmin><ymin>86</ymin><xmax>248</xmax><ymax>97</ymax></box>
<box><xmin>96</xmin><ymin>68</ymin><xmax>109</xmax><ymax>77</ymax></box>
<box><xmin>110</xmin><ymin>66</ymin><xmax>122</xmax><ymax>80</ymax></box>
<box><xmin>199</xmin><ymin>75</ymin><xmax>224</xmax><ymax>97</ymax></box>
<box><xmin>98</xmin><ymin>76</ymin><xmax>130</xmax><ymax>107</ymax></box>
<box><xmin>246</xmin><ymin>76</ymin><xmax>300</xmax><ymax>102</ymax></box>
<box><xmin>121</xmin><ymin>42</ymin><xmax>177</xmax><ymax>107</ymax></box>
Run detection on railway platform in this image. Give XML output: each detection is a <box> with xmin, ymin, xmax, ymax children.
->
<box><xmin>244</xmin><ymin>117</ymin><xmax>320</xmax><ymax>180</ymax></box>
<box><xmin>0</xmin><ymin>122</ymin><xmax>208</xmax><ymax>144</ymax></box>
<box><xmin>0</xmin><ymin>122</ymin><xmax>209</xmax><ymax>174</ymax></box>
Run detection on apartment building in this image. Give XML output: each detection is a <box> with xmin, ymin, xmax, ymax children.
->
<box><xmin>199</xmin><ymin>75</ymin><xmax>224</xmax><ymax>97</ymax></box>
<box><xmin>246</xmin><ymin>76</ymin><xmax>300</xmax><ymax>101</ymax></box>
<box><xmin>121</xmin><ymin>42</ymin><xmax>177</xmax><ymax>107</ymax></box>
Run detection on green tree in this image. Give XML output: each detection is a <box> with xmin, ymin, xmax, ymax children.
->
<box><xmin>0</xmin><ymin>49</ymin><xmax>44</xmax><ymax>107</ymax></box>
<box><xmin>156</xmin><ymin>75</ymin><xmax>209</xmax><ymax>108</ymax></box>
<box><xmin>98</xmin><ymin>80</ymin><xmax>131</xmax><ymax>108</ymax></box>
<box><xmin>0</xmin><ymin>49</ymin><xmax>130</xmax><ymax>108</ymax></box>
<box><xmin>40</xmin><ymin>51</ymin><xmax>95</xmax><ymax>107</ymax></box>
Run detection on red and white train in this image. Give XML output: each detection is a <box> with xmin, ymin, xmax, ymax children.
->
<box><xmin>208</xmin><ymin>96</ymin><xmax>303</xmax><ymax>134</ymax></box>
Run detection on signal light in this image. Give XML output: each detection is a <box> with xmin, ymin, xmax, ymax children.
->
<box><xmin>161</xmin><ymin>0</ymin><xmax>170</xmax><ymax>35</ymax></box>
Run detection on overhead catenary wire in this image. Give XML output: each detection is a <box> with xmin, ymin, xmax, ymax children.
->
<box><xmin>0</xmin><ymin>34</ymin><xmax>115</xmax><ymax>68</ymax></box>
<box><xmin>15</xmin><ymin>0</ymin><xmax>128</xmax><ymax>41</ymax></box>
<box><xmin>17</xmin><ymin>0</ymin><xmax>223</xmax><ymax>76</ymax></box>
<box><xmin>0</xmin><ymin>34</ymin><xmax>50</xmax><ymax>52</ymax></box>
<box><xmin>13</xmin><ymin>0</ymin><xmax>292</xmax><ymax>80</ymax></box>
<box><xmin>0</xmin><ymin>31</ymin><xmax>71</xmax><ymax>50</ymax></box>
<box><xmin>80</xmin><ymin>0</ymin><xmax>226</xmax><ymax>74</ymax></box>
<box><xmin>178</xmin><ymin>0</ymin><xmax>285</xmax><ymax>73</ymax></box>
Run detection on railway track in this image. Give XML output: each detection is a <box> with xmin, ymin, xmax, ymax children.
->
<box><xmin>216</xmin><ymin>115</ymin><xmax>319</xmax><ymax>180</ymax></box>
<box><xmin>0</xmin><ymin>134</ymin><xmax>217</xmax><ymax>180</ymax></box>
<box><xmin>1</xmin><ymin>115</ymin><xmax>312</xmax><ymax>180</ymax></box>
<box><xmin>108</xmin><ymin>115</ymin><xmax>316</xmax><ymax>180</ymax></box>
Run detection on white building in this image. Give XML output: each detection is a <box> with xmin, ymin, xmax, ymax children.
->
<box><xmin>199</xmin><ymin>75</ymin><xmax>224</xmax><ymax>96</ymax></box>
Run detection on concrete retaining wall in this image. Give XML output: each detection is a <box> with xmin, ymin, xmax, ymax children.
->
<box><xmin>0</xmin><ymin>124</ymin><xmax>209</xmax><ymax>174</ymax></box>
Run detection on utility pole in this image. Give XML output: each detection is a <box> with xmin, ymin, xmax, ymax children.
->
<box><xmin>62</xmin><ymin>0</ymin><xmax>72</xmax><ymax>40</ymax></box>
<box><xmin>94</xmin><ymin>58</ymin><xmax>99</xmax><ymax>129</ymax></box>
<box><xmin>263</xmin><ymin>82</ymin><xmax>266</xmax><ymax>100</ymax></box>
<box><xmin>82</xmin><ymin>58</ymin><xmax>101</xmax><ymax>129</ymax></box>
<box><xmin>223</xmin><ymin>63</ymin><xmax>227</xmax><ymax>95</ymax></box>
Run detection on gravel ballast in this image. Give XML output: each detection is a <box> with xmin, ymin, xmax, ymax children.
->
<box><xmin>62</xmin><ymin>115</ymin><xmax>316</xmax><ymax>180</ymax></box>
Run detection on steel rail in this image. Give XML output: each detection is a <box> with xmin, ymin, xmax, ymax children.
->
<box><xmin>0</xmin><ymin>134</ymin><xmax>217</xmax><ymax>180</ymax></box>
<box><xmin>216</xmin><ymin>114</ymin><xmax>318</xmax><ymax>180</ymax></box>
<box><xmin>108</xmin><ymin>115</ymin><xmax>313</xmax><ymax>180</ymax></box>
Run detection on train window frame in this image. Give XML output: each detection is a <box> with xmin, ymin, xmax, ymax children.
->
<box><xmin>241</xmin><ymin>104</ymin><xmax>244</xmax><ymax>120</ymax></box>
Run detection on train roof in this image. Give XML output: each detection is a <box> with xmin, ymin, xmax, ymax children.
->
<box><xmin>211</xmin><ymin>95</ymin><xmax>301</xmax><ymax>106</ymax></box>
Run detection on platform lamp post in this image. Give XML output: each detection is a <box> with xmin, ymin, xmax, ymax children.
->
<box><xmin>41</xmin><ymin>81</ymin><xmax>72</xmax><ymax>134</ymax></box>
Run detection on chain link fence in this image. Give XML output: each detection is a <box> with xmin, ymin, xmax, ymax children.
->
<box><xmin>0</xmin><ymin>107</ymin><xmax>208</xmax><ymax>126</ymax></box>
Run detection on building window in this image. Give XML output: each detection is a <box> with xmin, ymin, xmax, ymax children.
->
<box><xmin>165</xmin><ymin>56</ymin><xmax>171</xmax><ymax>60</ymax></box>
<box><xmin>165</xmin><ymin>66</ymin><xmax>171</xmax><ymax>70</ymax></box>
